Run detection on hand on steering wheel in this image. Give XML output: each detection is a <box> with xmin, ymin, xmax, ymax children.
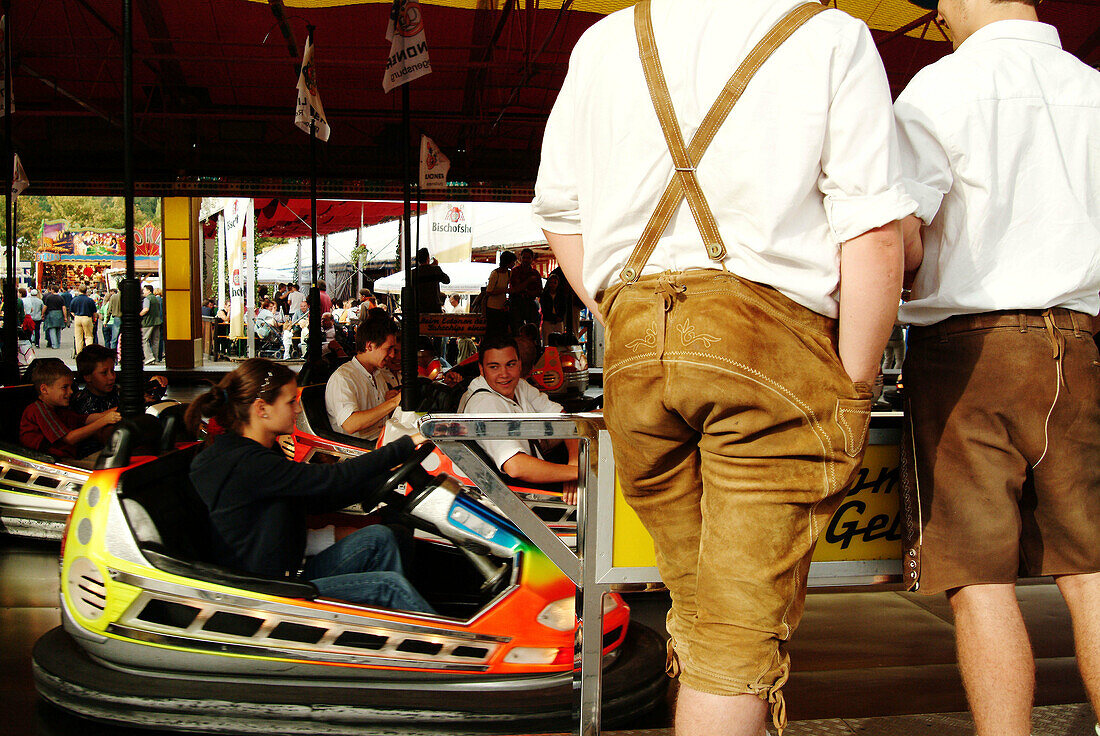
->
<box><xmin>361</xmin><ymin>440</ymin><xmax>436</xmax><ymax>513</ymax></box>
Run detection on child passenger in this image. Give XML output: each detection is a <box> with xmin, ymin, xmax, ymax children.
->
<box><xmin>72</xmin><ymin>344</ymin><xmax>168</xmax><ymax>415</ymax></box>
<box><xmin>19</xmin><ymin>358</ymin><xmax>120</xmax><ymax>462</ymax></box>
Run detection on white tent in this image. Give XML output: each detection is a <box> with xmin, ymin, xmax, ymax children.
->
<box><xmin>373</xmin><ymin>261</ymin><xmax>498</xmax><ymax>295</ymax></box>
<box><xmin>254</xmin><ymin>202</ymin><xmax>547</xmax><ymax>279</ymax></box>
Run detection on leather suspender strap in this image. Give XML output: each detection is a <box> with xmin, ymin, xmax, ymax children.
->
<box><xmin>619</xmin><ymin>1</ymin><xmax>827</xmax><ymax>285</ymax></box>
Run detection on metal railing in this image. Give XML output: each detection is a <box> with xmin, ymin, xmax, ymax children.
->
<box><xmin>420</xmin><ymin>412</ymin><xmax>606</xmax><ymax>736</ymax></box>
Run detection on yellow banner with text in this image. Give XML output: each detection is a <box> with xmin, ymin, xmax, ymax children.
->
<box><xmin>611</xmin><ymin>442</ymin><xmax>903</xmax><ymax>568</ymax></box>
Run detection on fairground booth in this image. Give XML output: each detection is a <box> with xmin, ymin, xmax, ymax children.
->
<box><xmin>35</xmin><ymin>219</ymin><xmax>161</xmax><ymax>290</ymax></box>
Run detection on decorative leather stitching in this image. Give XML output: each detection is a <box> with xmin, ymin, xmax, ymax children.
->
<box><xmin>624</xmin><ymin>321</ymin><xmax>660</xmax><ymax>352</ymax></box>
<box><xmin>835</xmin><ymin>398</ymin><xmax>871</xmax><ymax>457</ymax></box>
<box><xmin>675</xmin><ymin>320</ymin><xmax>721</xmax><ymax>348</ymax></box>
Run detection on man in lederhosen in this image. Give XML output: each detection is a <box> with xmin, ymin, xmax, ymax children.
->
<box><xmin>532</xmin><ymin>2</ymin><xmax>914</xmax><ymax>734</ymax></box>
<box><xmin>894</xmin><ymin>0</ymin><xmax>1100</xmax><ymax>733</ymax></box>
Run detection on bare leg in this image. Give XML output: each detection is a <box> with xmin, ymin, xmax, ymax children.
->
<box><xmin>948</xmin><ymin>583</ymin><xmax>1034</xmax><ymax>736</ymax></box>
<box><xmin>1055</xmin><ymin>571</ymin><xmax>1100</xmax><ymax>717</ymax></box>
<box><xmin>675</xmin><ymin>684</ymin><xmax>768</xmax><ymax>736</ymax></box>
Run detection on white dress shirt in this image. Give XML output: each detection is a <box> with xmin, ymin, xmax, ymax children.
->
<box><xmin>458</xmin><ymin>376</ymin><xmax>563</xmax><ymax>471</ymax></box>
<box><xmin>374</xmin><ymin>366</ymin><xmax>399</xmax><ymax>395</ymax></box>
<box><xmin>286</xmin><ymin>290</ymin><xmax>305</xmax><ymax>317</ymax></box>
<box><xmin>895</xmin><ymin>21</ymin><xmax>1100</xmax><ymax>326</ymax></box>
<box><xmin>325</xmin><ymin>356</ymin><xmax>387</xmax><ymax>441</ymax></box>
<box><xmin>532</xmin><ymin>0</ymin><xmax>915</xmax><ymax>318</ymax></box>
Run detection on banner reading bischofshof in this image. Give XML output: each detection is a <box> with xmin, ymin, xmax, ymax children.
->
<box><xmin>427</xmin><ymin>202</ymin><xmax>472</xmax><ymax>264</ymax></box>
<box><xmin>383</xmin><ymin>0</ymin><xmax>432</xmax><ymax>93</ymax></box>
<box><xmin>295</xmin><ymin>36</ymin><xmax>331</xmax><ymax>142</ymax></box>
<box><xmin>419</xmin><ymin>135</ymin><xmax>450</xmax><ymax>189</ymax></box>
<box><xmin>224</xmin><ymin>198</ymin><xmax>249</xmax><ymax>339</ymax></box>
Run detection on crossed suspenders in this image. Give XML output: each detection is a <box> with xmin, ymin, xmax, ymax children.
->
<box><xmin>619</xmin><ymin>1</ymin><xmax>827</xmax><ymax>284</ymax></box>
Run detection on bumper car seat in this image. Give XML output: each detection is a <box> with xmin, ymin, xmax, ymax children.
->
<box><xmin>116</xmin><ymin>444</ymin><xmax>317</xmax><ymax>599</ymax></box>
<box><xmin>298</xmin><ymin>382</ymin><xmax>377</xmax><ymax>451</ymax></box>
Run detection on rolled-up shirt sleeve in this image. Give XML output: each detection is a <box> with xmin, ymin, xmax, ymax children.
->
<box><xmin>325</xmin><ymin>371</ymin><xmax>358</xmax><ymax>431</ymax></box>
<box><xmin>819</xmin><ymin>23</ymin><xmax>917</xmax><ymax>242</ymax></box>
<box><xmin>894</xmin><ymin>79</ymin><xmax>953</xmax><ymax>225</ymax></box>
<box><xmin>532</xmin><ymin>58</ymin><xmax>583</xmax><ymax>235</ymax></box>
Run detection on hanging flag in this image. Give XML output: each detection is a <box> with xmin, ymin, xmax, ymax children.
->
<box><xmin>383</xmin><ymin>0</ymin><xmax>432</xmax><ymax>93</ymax></box>
<box><xmin>12</xmin><ymin>154</ymin><xmax>28</xmax><ymax>196</ymax></box>
<box><xmin>224</xmin><ymin>198</ymin><xmax>250</xmax><ymax>339</ymax></box>
<box><xmin>294</xmin><ymin>36</ymin><xmax>331</xmax><ymax>142</ymax></box>
<box><xmin>427</xmin><ymin>202</ymin><xmax>473</xmax><ymax>264</ymax></box>
<box><xmin>419</xmin><ymin>135</ymin><xmax>450</xmax><ymax>189</ymax></box>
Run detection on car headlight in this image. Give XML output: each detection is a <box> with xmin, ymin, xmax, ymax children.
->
<box><xmin>537</xmin><ymin>598</ymin><xmax>575</xmax><ymax>631</ymax></box>
<box><xmin>537</xmin><ymin>596</ymin><xmax>619</xmax><ymax>631</ymax></box>
<box><xmin>504</xmin><ymin>647</ymin><xmax>559</xmax><ymax>664</ymax></box>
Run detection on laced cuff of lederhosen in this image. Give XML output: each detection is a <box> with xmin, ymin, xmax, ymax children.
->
<box><xmin>665</xmin><ymin>637</ymin><xmax>681</xmax><ymax>678</ymax></box>
<box><xmin>758</xmin><ymin>661</ymin><xmax>791</xmax><ymax>735</ymax></box>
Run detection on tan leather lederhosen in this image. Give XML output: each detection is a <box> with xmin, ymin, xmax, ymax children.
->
<box><xmin>599</xmin><ymin>4</ymin><xmax>830</xmax><ymax>733</ymax></box>
<box><xmin>596</xmin><ymin>0</ymin><xmax>828</xmax><ymax>315</ymax></box>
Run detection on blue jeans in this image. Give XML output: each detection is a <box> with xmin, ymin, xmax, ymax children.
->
<box><xmin>46</xmin><ymin>325</ymin><xmax>61</xmax><ymax>348</ymax></box>
<box><xmin>302</xmin><ymin>525</ymin><xmax>434</xmax><ymax>614</ymax></box>
<box><xmin>104</xmin><ymin>317</ymin><xmax>121</xmax><ymax>350</ymax></box>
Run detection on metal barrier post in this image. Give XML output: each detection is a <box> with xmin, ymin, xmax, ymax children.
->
<box><xmin>576</xmin><ymin>417</ymin><xmax>605</xmax><ymax>736</ymax></box>
<box><xmin>420</xmin><ymin>413</ymin><xmax>607</xmax><ymax>736</ymax></box>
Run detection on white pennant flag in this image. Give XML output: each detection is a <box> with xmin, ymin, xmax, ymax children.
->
<box><xmin>12</xmin><ymin>154</ymin><xmax>28</xmax><ymax>196</ymax></box>
<box><xmin>294</xmin><ymin>36</ymin><xmax>331</xmax><ymax>142</ymax></box>
<box><xmin>419</xmin><ymin>135</ymin><xmax>450</xmax><ymax>189</ymax></box>
<box><xmin>383</xmin><ymin>0</ymin><xmax>433</xmax><ymax>93</ymax></box>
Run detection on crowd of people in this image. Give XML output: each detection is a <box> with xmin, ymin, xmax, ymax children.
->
<box><xmin>9</xmin><ymin>0</ymin><xmax>1097</xmax><ymax>725</ymax></box>
<box><xmin>462</xmin><ymin>247</ymin><xmax>581</xmax><ymax>345</ymax></box>
<box><xmin>204</xmin><ymin>280</ymin><xmax>381</xmax><ymax>361</ymax></box>
<box><xmin>0</xmin><ymin>281</ymin><xmax>163</xmax><ymax>369</ymax></box>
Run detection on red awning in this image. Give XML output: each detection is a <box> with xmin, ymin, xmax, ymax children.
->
<box><xmin>254</xmin><ymin>199</ymin><xmax>426</xmax><ymax>238</ymax></box>
<box><xmin>202</xmin><ymin>199</ymin><xmax>427</xmax><ymax>239</ymax></box>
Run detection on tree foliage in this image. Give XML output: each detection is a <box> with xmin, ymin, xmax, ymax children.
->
<box><xmin>0</xmin><ymin>196</ymin><xmax>161</xmax><ymax>260</ymax></box>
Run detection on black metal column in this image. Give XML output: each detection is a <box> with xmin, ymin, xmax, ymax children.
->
<box><xmin>118</xmin><ymin>0</ymin><xmax>143</xmax><ymax>417</ymax></box>
<box><xmin>400</xmin><ymin>83</ymin><xmax>417</xmax><ymax>409</ymax></box>
<box><xmin>2</xmin><ymin>0</ymin><xmax>18</xmax><ymax>386</ymax></box>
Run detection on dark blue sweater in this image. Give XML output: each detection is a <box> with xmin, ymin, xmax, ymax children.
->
<box><xmin>189</xmin><ymin>432</ymin><xmax>415</xmax><ymax>579</ymax></box>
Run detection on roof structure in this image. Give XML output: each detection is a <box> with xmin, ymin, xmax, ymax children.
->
<box><xmin>10</xmin><ymin>0</ymin><xmax>1100</xmax><ymax>198</ymax></box>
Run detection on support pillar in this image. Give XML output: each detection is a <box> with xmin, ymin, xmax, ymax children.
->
<box><xmin>162</xmin><ymin>197</ymin><xmax>203</xmax><ymax>368</ymax></box>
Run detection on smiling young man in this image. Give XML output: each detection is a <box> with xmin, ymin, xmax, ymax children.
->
<box><xmin>459</xmin><ymin>334</ymin><xmax>579</xmax><ymax>502</ymax></box>
<box><xmin>324</xmin><ymin>314</ymin><xmax>402</xmax><ymax>442</ymax></box>
<box><xmin>894</xmin><ymin>0</ymin><xmax>1100</xmax><ymax>734</ymax></box>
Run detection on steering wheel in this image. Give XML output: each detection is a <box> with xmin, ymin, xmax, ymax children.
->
<box><xmin>362</xmin><ymin>441</ymin><xmax>436</xmax><ymax>513</ymax></box>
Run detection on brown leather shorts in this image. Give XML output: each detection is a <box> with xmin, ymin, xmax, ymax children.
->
<box><xmin>903</xmin><ymin>309</ymin><xmax>1100</xmax><ymax>595</ymax></box>
<box><xmin>601</xmin><ymin>269</ymin><xmax>873</xmax><ymax>733</ymax></box>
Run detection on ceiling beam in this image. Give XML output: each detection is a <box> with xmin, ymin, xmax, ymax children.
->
<box><xmin>874</xmin><ymin>11</ymin><xmax>939</xmax><ymax>47</ymax></box>
<box><xmin>460</xmin><ymin>0</ymin><xmax>517</xmax><ymax>150</ymax></box>
<box><xmin>15</xmin><ymin>106</ymin><xmax>552</xmax><ymax>127</ymax></box>
<box><xmin>135</xmin><ymin>0</ymin><xmax>189</xmax><ymax>109</ymax></box>
<box><xmin>1076</xmin><ymin>22</ymin><xmax>1100</xmax><ymax>62</ymax></box>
